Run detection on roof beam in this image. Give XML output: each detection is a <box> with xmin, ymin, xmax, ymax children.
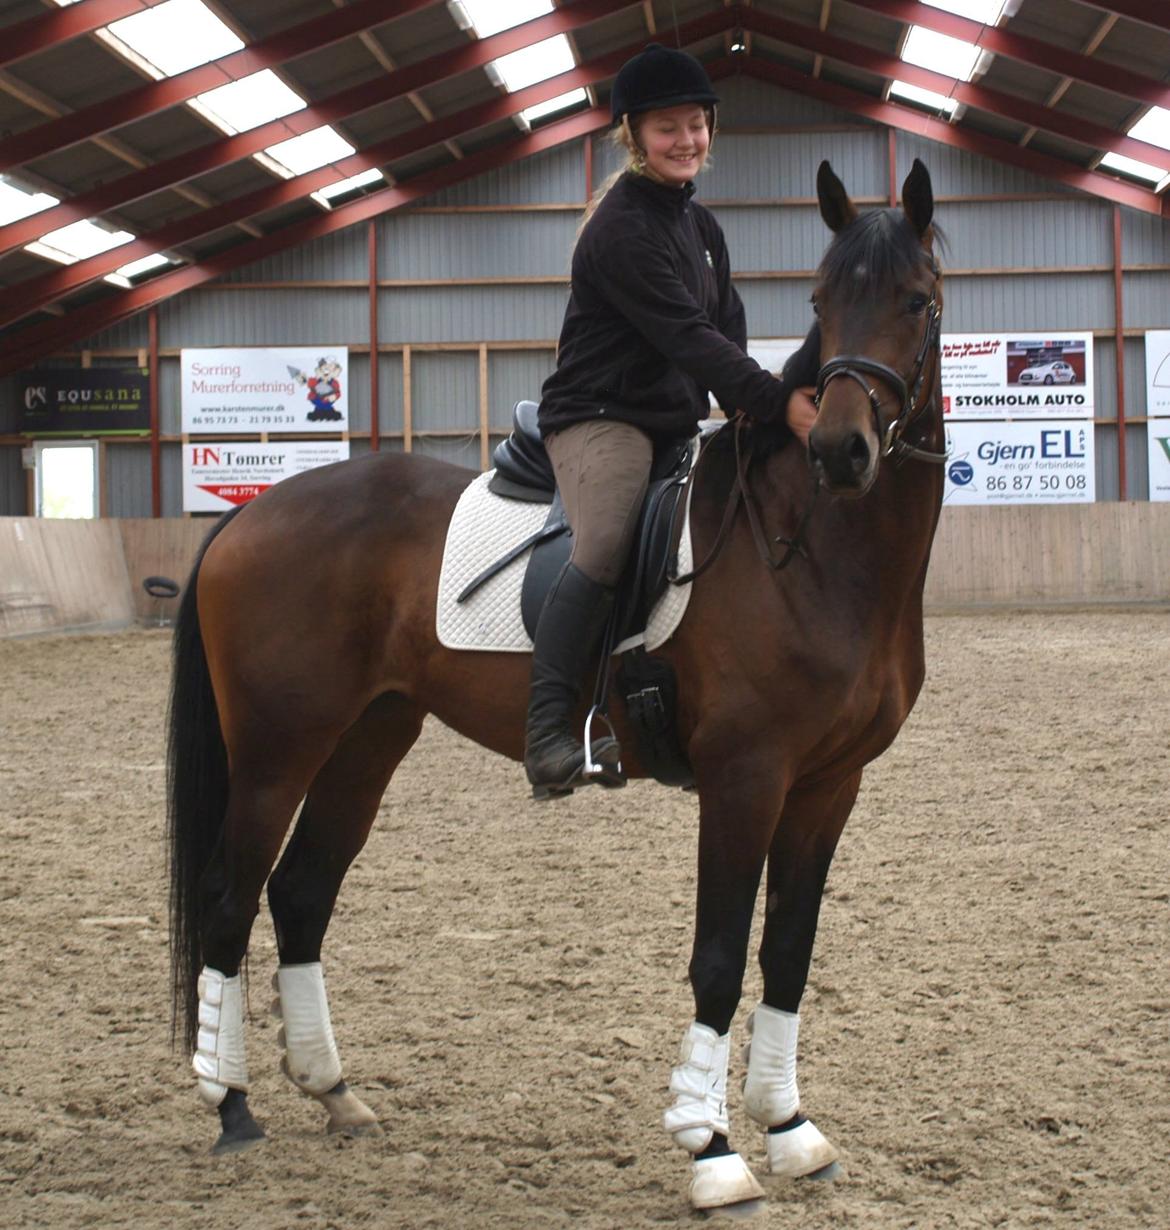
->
<box><xmin>0</xmin><ymin>0</ymin><xmax>639</xmax><ymax>250</ymax></box>
<box><xmin>0</xmin><ymin>111</ymin><xmax>599</xmax><ymax>374</ymax></box>
<box><xmin>745</xmin><ymin>9</ymin><xmax>1170</xmax><ymax>169</ymax></box>
<box><xmin>0</xmin><ymin>0</ymin><xmax>171</xmax><ymax>71</ymax></box>
<box><xmin>1020</xmin><ymin>13</ymin><xmax>1117</xmax><ymax>147</ymax></box>
<box><xmin>0</xmin><ymin>14</ymin><xmax>738</xmax><ymax>328</ymax></box>
<box><xmin>1075</xmin><ymin>1</ymin><xmax>1170</xmax><ymax>35</ymax></box>
<box><xmin>0</xmin><ymin>0</ymin><xmax>441</xmax><ymax>173</ymax></box>
<box><xmin>851</xmin><ymin>0</ymin><xmax>1170</xmax><ymax>110</ymax></box>
<box><xmin>0</xmin><ymin>59</ymin><xmax>733</xmax><ymax>372</ymax></box>
<box><xmin>741</xmin><ymin>56</ymin><xmax>1165</xmax><ymax>216</ymax></box>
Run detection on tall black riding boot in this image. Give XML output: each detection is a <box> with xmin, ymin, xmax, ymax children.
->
<box><xmin>525</xmin><ymin>562</ymin><xmax>624</xmax><ymax>799</ymax></box>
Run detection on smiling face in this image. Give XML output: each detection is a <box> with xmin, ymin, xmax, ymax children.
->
<box><xmin>635</xmin><ymin>105</ymin><xmax>711</xmax><ymax>187</ymax></box>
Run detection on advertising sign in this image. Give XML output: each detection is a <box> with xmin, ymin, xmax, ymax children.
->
<box><xmin>18</xmin><ymin>368</ymin><xmax>149</xmax><ymax>434</ymax></box>
<box><xmin>1149</xmin><ymin>420</ymin><xmax>1170</xmax><ymax>503</ymax></box>
<box><xmin>181</xmin><ymin>348</ymin><xmax>348</xmax><ymax>434</ymax></box>
<box><xmin>1145</xmin><ymin>330</ymin><xmax>1170</xmax><ymax>418</ymax></box>
<box><xmin>940</xmin><ymin>333</ymin><xmax>1093</xmax><ymax>420</ymax></box>
<box><xmin>182</xmin><ymin>441</ymin><xmax>349</xmax><ymax>512</ymax></box>
<box><xmin>943</xmin><ymin>420</ymin><xmax>1094</xmax><ymax>505</ymax></box>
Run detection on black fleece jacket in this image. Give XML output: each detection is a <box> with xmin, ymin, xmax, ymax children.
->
<box><xmin>539</xmin><ymin>171</ymin><xmax>818</xmax><ymax>441</ymax></box>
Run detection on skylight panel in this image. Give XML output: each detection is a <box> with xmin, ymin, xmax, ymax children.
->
<box><xmin>0</xmin><ymin>178</ymin><xmax>59</xmax><ymax>225</ymax></box>
<box><xmin>921</xmin><ymin>0</ymin><xmax>1007</xmax><ymax>20</ymax></box>
<box><xmin>265</xmin><ymin>127</ymin><xmax>356</xmax><ymax>177</ymax></box>
<box><xmin>901</xmin><ymin>26</ymin><xmax>982</xmax><ymax>81</ymax></box>
<box><xmin>1099</xmin><ymin>151</ymin><xmax>1169</xmax><ymax>185</ymax></box>
<box><xmin>456</xmin><ymin>0</ymin><xmax>552</xmax><ymax>38</ymax></box>
<box><xmin>27</xmin><ymin>220</ymin><xmax>134</xmax><ymax>265</ymax></box>
<box><xmin>521</xmin><ymin>89</ymin><xmax>589</xmax><ymax>125</ymax></box>
<box><xmin>194</xmin><ymin>70</ymin><xmax>306</xmax><ymax>135</ymax></box>
<box><xmin>889</xmin><ymin>81</ymin><xmax>959</xmax><ymax>117</ymax></box>
<box><xmin>105</xmin><ymin>0</ymin><xmax>242</xmax><ymax>79</ymax></box>
<box><xmin>491</xmin><ymin>36</ymin><xmax>576</xmax><ymax>93</ymax></box>
<box><xmin>1127</xmin><ymin>107</ymin><xmax>1170</xmax><ymax>153</ymax></box>
<box><xmin>104</xmin><ymin>252</ymin><xmax>175</xmax><ymax>288</ymax></box>
<box><xmin>115</xmin><ymin>252</ymin><xmax>173</xmax><ymax>279</ymax></box>
<box><xmin>311</xmin><ymin>168</ymin><xmax>386</xmax><ymax>209</ymax></box>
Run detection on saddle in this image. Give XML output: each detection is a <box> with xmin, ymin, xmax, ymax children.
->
<box><xmin>457</xmin><ymin>400</ymin><xmax>699</xmax><ymax>786</ymax></box>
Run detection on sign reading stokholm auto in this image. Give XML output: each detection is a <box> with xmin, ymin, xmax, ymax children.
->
<box><xmin>1146</xmin><ymin>331</ymin><xmax>1170</xmax><ymax>419</ymax></box>
<box><xmin>181</xmin><ymin>347</ymin><xmax>349</xmax><ymax>433</ymax></box>
<box><xmin>183</xmin><ymin>441</ymin><xmax>349</xmax><ymax>512</ymax></box>
<box><xmin>941</xmin><ymin>333</ymin><xmax>1093</xmax><ymax>421</ymax></box>
<box><xmin>1149</xmin><ymin>421</ymin><xmax>1170</xmax><ymax>503</ymax></box>
<box><xmin>943</xmin><ymin>421</ymin><xmax>1095</xmax><ymax>505</ymax></box>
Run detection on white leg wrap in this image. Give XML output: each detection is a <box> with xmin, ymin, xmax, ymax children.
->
<box><xmin>663</xmin><ymin>1022</ymin><xmax>730</xmax><ymax>1154</ymax></box>
<box><xmin>192</xmin><ymin>967</ymin><xmax>249</xmax><ymax>1107</ymax></box>
<box><xmin>742</xmin><ymin>1003</ymin><xmax>800</xmax><ymax>1127</ymax></box>
<box><xmin>273</xmin><ymin>963</ymin><xmax>343</xmax><ymax>1096</ymax></box>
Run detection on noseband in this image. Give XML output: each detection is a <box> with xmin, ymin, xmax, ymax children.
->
<box><xmin>814</xmin><ymin>261</ymin><xmax>948</xmax><ymax>466</ymax></box>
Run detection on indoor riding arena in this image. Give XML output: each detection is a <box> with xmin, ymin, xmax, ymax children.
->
<box><xmin>1</xmin><ymin>3</ymin><xmax>1168</xmax><ymax>1229</ymax></box>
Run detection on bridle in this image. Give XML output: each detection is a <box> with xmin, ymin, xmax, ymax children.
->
<box><xmin>814</xmin><ymin>255</ymin><xmax>948</xmax><ymax>466</ymax></box>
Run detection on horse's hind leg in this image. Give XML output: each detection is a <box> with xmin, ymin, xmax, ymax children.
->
<box><xmin>266</xmin><ymin>691</ymin><xmax>423</xmax><ymax>1136</ymax></box>
<box><xmin>196</xmin><ymin>736</ymin><xmax>331</xmax><ymax>1154</ymax></box>
<box><xmin>743</xmin><ymin>771</ymin><xmax>860</xmax><ymax>1180</ymax></box>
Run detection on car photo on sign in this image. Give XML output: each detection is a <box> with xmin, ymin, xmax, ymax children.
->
<box><xmin>1016</xmin><ymin>361</ymin><xmax>1077</xmax><ymax>385</ymax></box>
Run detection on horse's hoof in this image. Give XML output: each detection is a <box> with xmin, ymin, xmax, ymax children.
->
<box><xmin>690</xmin><ymin>1152</ymin><xmax>766</xmax><ymax>1210</ymax></box>
<box><xmin>211</xmin><ymin>1088</ymin><xmax>266</xmax><ymax>1156</ymax></box>
<box><xmin>763</xmin><ymin>1118</ymin><xmax>839</xmax><ymax>1179</ymax></box>
<box><xmin>319</xmin><ymin>1083</ymin><xmax>381</xmax><ymax>1137</ymax></box>
<box><xmin>327</xmin><ymin>1118</ymin><xmax>384</xmax><ymax>1138</ymax></box>
<box><xmin>211</xmin><ymin>1127</ymin><xmax>266</xmax><ymax>1155</ymax></box>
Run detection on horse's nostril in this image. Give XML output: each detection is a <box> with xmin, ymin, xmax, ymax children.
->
<box><xmin>847</xmin><ymin>432</ymin><xmax>870</xmax><ymax>474</ymax></box>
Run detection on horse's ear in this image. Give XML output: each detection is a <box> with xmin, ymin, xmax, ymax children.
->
<box><xmin>817</xmin><ymin>161</ymin><xmax>857</xmax><ymax>233</ymax></box>
<box><xmin>901</xmin><ymin>158</ymin><xmax>934</xmax><ymax>237</ymax></box>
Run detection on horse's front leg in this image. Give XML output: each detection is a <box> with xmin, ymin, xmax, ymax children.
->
<box><xmin>743</xmin><ymin>771</ymin><xmax>860</xmax><ymax>1179</ymax></box>
<box><xmin>663</xmin><ymin>753</ymin><xmax>785</xmax><ymax>1210</ymax></box>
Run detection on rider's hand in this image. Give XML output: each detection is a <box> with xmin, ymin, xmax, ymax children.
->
<box><xmin>785</xmin><ymin>386</ymin><xmax>818</xmax><ymax>445</ymax></box>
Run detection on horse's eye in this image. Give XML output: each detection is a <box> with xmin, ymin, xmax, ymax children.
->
<box><xmin>908</xmin><ymin>294</ymin><xmax>928</xmax><ymax>315</ymax></box>
<box><xmin>810</xmin><ymin>295</ymin><xmax>821</xmax><ymax>318</ymax></box>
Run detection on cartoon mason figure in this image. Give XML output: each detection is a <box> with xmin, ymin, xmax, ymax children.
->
<box><xmin>289</xmin><ymin>356</ymin><xmax>344</xmax><ymax>422</ymax></box>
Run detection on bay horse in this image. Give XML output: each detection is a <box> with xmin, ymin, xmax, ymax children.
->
<box><xmin>168</xmin><ymin>159</ymin><xmax>946</xmax><ymax>1211</ymax></box>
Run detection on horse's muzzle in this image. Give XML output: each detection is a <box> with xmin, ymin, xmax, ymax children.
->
<box><xmin>807</xmin><ymin>424</ymin><xmax>877</xmax><ymax>496</ymax></box>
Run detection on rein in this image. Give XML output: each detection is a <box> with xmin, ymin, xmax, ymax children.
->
<box><xmin>669</xmin><ymin>417</ymin><xmax>817</xmax><ymax>586</ymax></box>
<box><xmin>815</xmin><ymin>261</ymin><xmax>948</xmax><ymax>468</ymax></box>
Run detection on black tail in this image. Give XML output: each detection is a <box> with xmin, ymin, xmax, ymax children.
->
<box><xmin>167</xmin><ymin>507</ymin><xmax>244</xmax><ymax>1051</ymax></box>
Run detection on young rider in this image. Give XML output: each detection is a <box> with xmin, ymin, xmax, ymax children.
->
<box><xmin>525</xmin><ymin>43</ymin><xmax>819</xmax><ymax>798</ymax></box>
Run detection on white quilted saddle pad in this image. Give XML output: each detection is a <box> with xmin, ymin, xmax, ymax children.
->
<box><xmin>436</xmin><ymin>470</ymin><xmax>694</xmax><ymax>654</ymax></box>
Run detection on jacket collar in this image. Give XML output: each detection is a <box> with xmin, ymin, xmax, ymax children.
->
<box><xmin>621</xmin><ymin>170</ymin><xmax>695</xmax><ymax>217</ymax></box>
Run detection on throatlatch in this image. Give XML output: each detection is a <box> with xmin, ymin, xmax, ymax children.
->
<box><xmin>272</xmin><ymin>963</ymin><xmax>343</xmax><ymax>1095</ymax></box>
<box><xmin>193</xmin><ymin>967</ymin><xmax>249</xmax><ymax>1107</ymax></box>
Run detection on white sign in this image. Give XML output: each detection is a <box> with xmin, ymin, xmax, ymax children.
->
<box><xmin>1145</xmin><ymin>331</ymin><xmax>1170</xmax><ymax>418</ymax></box>
<box><xmin>1149</xmin><ymin>420</ymin><xmax>1170</xmax><ymax>502</ymax></box>
<box><xmin>181</xmin><ymin>347</ymin><xmax>349</xmax><ymax>433</ymax></box>
<box><xmin>941</xmin><ymin>333</ymin><xmax>1093</xmax><ymax>421</ymax></box>
<box><xmin>710</xmin><ymin>338</ymin><xmax>803</xmax><ymax>413</ymax></box>
<box><xmin>943</xmin><ymin>420</ymin><xmax>1094</xmax><ymax>505</ymax></box>
<box><xmin>182</xmin><ymin>441</ymin><xmax>349</xmax><ymax>512</ymax></box>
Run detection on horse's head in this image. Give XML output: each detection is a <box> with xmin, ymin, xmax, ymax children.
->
<box><xmin>807</xmin><ymin>158</ymin><xmax>943</xmax><ymax>496</ymax></box>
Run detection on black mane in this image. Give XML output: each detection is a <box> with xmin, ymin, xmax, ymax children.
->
<box><xmin>818</xmin><ymin>207</ymin><xmax>943</xmax><ymax>299</ymax></box>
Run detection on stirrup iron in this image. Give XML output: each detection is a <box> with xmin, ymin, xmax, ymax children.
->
<box><xmin>583</xmin><ymin>704</ymin><xmax>625</xmax><ymax>787</ymax></box>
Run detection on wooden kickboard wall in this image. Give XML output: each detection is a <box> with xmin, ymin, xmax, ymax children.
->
<box><xmin>0</xmin><ymin>504</ymin><xmax>1167</xmax><ymax>637</ymax></box>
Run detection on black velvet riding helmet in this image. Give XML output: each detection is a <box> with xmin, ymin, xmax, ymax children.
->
<box><xmin>609</xmin><ymin>43</ymin><xmax>720</xmax><ymax>124</ymax></box>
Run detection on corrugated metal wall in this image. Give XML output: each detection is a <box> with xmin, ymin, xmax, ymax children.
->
<box><xmin>2</xmin><ymin>75</ymin><xmax>1167</xmax><ymax>515</ymax></box>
